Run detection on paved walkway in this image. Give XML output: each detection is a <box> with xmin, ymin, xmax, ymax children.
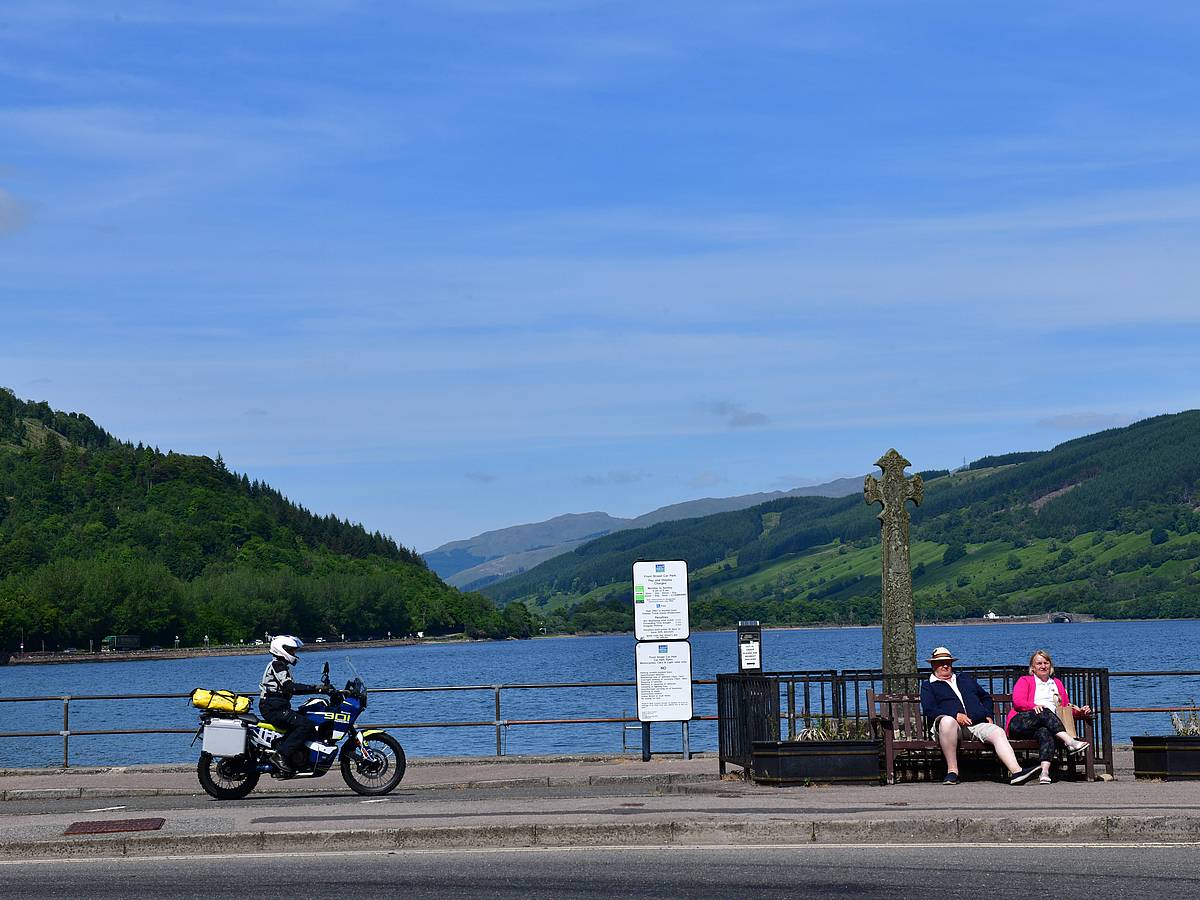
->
<box><xmin>0</xmin><ymin>753</ymin><xmax>718</xmax><ymax>798</ymax></box>
<box><xmin>2</xmin><ymin>749</ymin><xmax>1198</xmax><ymax>859</ymax></box>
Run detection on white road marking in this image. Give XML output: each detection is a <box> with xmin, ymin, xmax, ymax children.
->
<box><xmin>5</xmin><ymin>842</ymin><xmax>1200</xmax><ymax>865</ymax></box>
<box><xmin>360</xmin><ymin>798</ymin><xmax>390</xmax><ymax>804</ymax></box>
<box><xmin>83</xmin><ymin>806</ymin><xmax>127</xmax><ymax>813</ymax></box>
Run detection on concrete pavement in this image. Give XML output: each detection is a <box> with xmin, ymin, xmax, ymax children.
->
<box><xmin>2</xmin><ymin>749</ymin><xmax>1199</xmax><ymax>859</ymax></box>
<box><xmin>0</xmin><ymin>753</ymin><xmax>719</xmax><ymax>799</ymax></box>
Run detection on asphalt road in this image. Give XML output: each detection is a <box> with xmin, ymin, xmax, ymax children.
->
<box><xmin>1</xmin><ymin>845</ymin><xmax>1195</xmax><ymax>899</ymax></box>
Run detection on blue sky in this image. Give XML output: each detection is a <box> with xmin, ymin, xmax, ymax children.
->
<box><xmin>3</xmin><ymin>1</ymin><xmax>1200</xmax><ymax>552</ymax></box>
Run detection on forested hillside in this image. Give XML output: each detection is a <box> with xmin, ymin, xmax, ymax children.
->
<box><xmin>0</xmin><ymin>389</ymin><xmax>534</xmax><ymax>651</ymax></box>
<box><xmin>485</xmin><ymin>412</ymin><xmax>1200</xmax><ymax>632</ymax></box>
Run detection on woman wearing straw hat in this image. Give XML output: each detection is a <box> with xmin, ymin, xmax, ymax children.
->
<box><xmin>919</xmin><ymin>646</ymin><xmax>1040</xmax><ymax>785</ymax></box>
<box><xmin>1005</xmin><ymin>649</ymin><xmax>1091</xmax><ymax>785</ymax></box>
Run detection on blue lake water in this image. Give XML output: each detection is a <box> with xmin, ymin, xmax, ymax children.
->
<box><xmin>2</xmin><ymin>621</ymin><xmax>1198</xmax><ymax>767</ymax></box>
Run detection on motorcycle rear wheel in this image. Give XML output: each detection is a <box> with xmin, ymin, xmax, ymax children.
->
<box><xmin>197</xmin><ymin>751</ymin><xmax>261</xmax><ymax>800</ymax></box>
<box><xmin>341</xmin><ymin>732</ymin><xmax>406</xmax><ymax>796</ymax></box>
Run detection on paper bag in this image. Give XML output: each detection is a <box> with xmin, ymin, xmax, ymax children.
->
<box><xmin>1056</xmin><ymin>703</ymin><xmax>1077</xmax><ymax>740</ymax></box>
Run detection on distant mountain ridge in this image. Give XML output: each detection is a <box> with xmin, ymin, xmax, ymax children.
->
<box><xmin>423</xmin><ymin>476</ymin><xmax>865</xmax><ymax>590</ymax></box>
<box><xmin>480</xmin><ymin>411</ymin><xmax>1200</xmax><ymax>631</ymax></box>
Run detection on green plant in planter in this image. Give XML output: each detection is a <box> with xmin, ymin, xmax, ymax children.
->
<box><xmin>793</xmin><ymin>718</ymin><xmax>872</xmax><ymax>741</ymax></box>
<box><xmin>755</xmin><ymin>717</ymin><xmax>881</xmax><ymax>785</ymax></box>
<box><xmin>1171</xmin><ymin>704</ymin><xmax>1200</xmax><ymax>736</ymax></box>
<box><xmin>1133</xmin><ymin>705</ymin><xmax>1200</xmax><ymax>780</ymax></box>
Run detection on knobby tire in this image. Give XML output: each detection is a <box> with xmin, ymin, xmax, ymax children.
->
<box><xmin>197</xmin><ymin>751</ymin><xmax>261</xmax><ymax>800</ymax></box>
<box><xmin>341</xmin><ymin>732</ymin><xmax>406</xmax><ymax>796</ymax></box>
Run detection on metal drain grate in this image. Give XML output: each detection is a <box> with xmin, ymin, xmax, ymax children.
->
<box><xmin>64</xmin><ymin>817</ymin><xmax>166</xmax><ymax>836</ymax></box>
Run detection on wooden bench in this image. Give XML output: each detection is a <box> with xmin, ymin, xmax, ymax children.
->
<box><xmin>867</xmin><ymin>690</ymin><xmax>1096</xmax><ymax>784</ymax></box>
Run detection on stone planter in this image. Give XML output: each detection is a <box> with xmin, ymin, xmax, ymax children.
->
<box><xmin>750</xmin><ymin>739</ymin><xmax>882</xmax><ymax>785</ymax></box>
<box><xmin>1131</xmin><ymin>735</ymin><xmax>1200</xmax><ymax>780</ymax></box>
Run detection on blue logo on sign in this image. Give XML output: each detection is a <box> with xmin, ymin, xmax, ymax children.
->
<box><xmin>655</xmin><ymin>564</ymin><xmax>665</xmax><ymax>572</ymax></box>
<box><xmin>658</xmin><ymin>645</ymin><xmax>669</xmax><ymax>653</ymax></box>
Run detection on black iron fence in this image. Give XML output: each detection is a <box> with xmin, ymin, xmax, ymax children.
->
<box><xmin>717</xmin><ymin>667</ymin><xmax>1114</xmax><ymax>776</ymax></box>
<box><xmin>717</xmin><ymin>670</ymin><xmax>833</xmax><ymax>772</ymax></box>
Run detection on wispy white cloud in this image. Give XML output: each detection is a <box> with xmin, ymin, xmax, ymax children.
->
<box><xmin>1036</xmin><ymin>412</ymin><xmax>1138</xmax><ymax>431</ymax></box>
<box><xmin>703</xmin><ymin>401</ymin><xmax>770</xmax><ymax>430</ymax></box>
<box><xmin>877</xmin><ymin>185</ymin><xmax>1200</xmax><ymax>238</ymax></box>
<box><xmin>0</xmin><ymin>104</ymin><xmax>363</xmax><ymax>169</ymax></box>
<box><xmin>0</xmin><ymin>188</ymin><xmax>30</xmax><ymax>235</ymax></box>
<box><xmin>902</xmin><ymin>131</ymin><xmax>1200</xmax><ymax>182</ymax></box>
<box><xmin>685</xmin><ymin>471</ymin><xmax>726</xmax><ymax>489</ymax></box>
<box><xmin>0</xmin><ymin>101</ymin><xmax>380</xmax><ymax>220</ymax></box>
<box><xmin>0</xmin><ymin>0</ymin><xmax>361</xmax><ymax>30</ymax></box>
<box><xmin>413</xmin><ymin>0</ymin><xmax>602</xmax><ymax>13</ymax></box>
<box><xmin>0</xmin><ymin>57</ymin><xmax>157</xmax><ymax>94</ymax></box>
<box><xmin>576</xmin><ymin>470</ymin><xmax>651</xmax><ymax>486</ymax></box>
<box><xmin>412</xmin><ymin>182</ymin><xmax>1200</xmax><ymax>259</ymax></box>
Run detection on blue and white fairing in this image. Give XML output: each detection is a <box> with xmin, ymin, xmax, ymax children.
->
<box><xmin>296</xmin><ymin>681</ymin><xmax>364</xmax><ymax>765</ymax></box>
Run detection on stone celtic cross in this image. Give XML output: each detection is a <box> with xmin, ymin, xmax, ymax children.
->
<box><xmin>864</xmin><ymin>449</ymin><xmax>924</xmax><ymax>687</ymax></box>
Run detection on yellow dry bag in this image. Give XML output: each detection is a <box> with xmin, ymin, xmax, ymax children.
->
<box><xmin>191</xmin><ymin>688</ymin><xmax>252</xmax><ymax>714</ymax></box>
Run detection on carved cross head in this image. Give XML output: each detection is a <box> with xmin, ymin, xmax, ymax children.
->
<box><xmin>864</xmin><ymin>448</ymin><xmax>924</xmax><ymax>517</ymax></box>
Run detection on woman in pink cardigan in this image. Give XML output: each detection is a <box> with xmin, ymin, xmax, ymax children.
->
<box><xmin>1005</xmin><ymin>649</ymin><xmax>1091</xmax><ymax>784</ymax></box>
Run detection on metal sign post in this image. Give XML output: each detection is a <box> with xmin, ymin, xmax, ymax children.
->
<box><xmin>632</xmin><ymin>560</ymin><xmax>693</xmax><ymax>760</ymax></box>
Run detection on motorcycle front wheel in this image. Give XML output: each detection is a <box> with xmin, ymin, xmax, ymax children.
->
<box><xmin>341</xmin><ymin>732</ymin><xmax>406</xmax><ymax>796</ymax></box>
<box><xmin>197</xmin><ymin>751</ymin><xmax>261</xmax><ymax>800</ymax></box>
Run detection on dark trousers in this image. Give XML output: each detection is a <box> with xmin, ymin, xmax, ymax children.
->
<box><xmin>260</xmin><ymin>700</ymin><xmax>317</xmax><ymax>759</ymax></box>
<box><xmin>1008</xmin><ymin>709</ymin><xmax>1063</xmax><ymax>762</ymax></box>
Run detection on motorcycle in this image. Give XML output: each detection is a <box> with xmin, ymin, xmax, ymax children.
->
<box><xmin>192</xmin><ymin>660</ymin><xmax>406</xmax><ymax>800</ymax></box>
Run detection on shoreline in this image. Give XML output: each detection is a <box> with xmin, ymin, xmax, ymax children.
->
<box><xmin>516</xmin><ymin>613</ymin><xmax>1104</xmax><ymax>641</ymax></box>
<box><xmin>2</xmin><ymin>637</ymin><xmax>425</xmax><ymax>667</ymax></box>
<box><xmin>9</xmin><ymin>612</ymin><xmax>1178</xmax><ymax>667</ymax></box>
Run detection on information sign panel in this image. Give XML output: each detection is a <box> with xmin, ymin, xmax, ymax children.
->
<box><xmin>635</xmin><ymin>640</ymin><xmax>693</xmax><ymax>722</ymax></box>
<box><xmin>632</xmin><ymin>560</ymin><xmax>690</xmax><ymax>641</ymax></box>
<box><xmin>739</xmin><ymin>634</ymin><xmax>761</xmax><ymax>671</ymax></box>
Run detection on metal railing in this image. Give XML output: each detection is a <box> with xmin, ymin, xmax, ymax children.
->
<box><xmin>2</xmin><ymin>670</ymin><xmax>1198</xmax><ymax>770</ymax></box>
<box><xmin>0</xmin><ymin>679</ymin><xmax>719</xmax><ymax>769</ymax></box>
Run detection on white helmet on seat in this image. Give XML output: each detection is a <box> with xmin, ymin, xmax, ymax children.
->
<box><xmin>269</xmin><ymin>634</ymin><xmax>303</xmax><ymax>665</ymax></box>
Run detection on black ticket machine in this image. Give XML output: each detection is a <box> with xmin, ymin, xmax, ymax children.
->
<box><xmin>737</xmin><ymin>620</ymin><xmax>762</xmax><ymax>673</ymax></box>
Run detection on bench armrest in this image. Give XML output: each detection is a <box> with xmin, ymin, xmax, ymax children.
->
<box><xmin>869</xmin><ymin>714</ymin><xmax>893</xmax><ymax>736</ymax></box>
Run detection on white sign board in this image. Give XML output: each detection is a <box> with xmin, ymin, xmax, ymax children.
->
<box><xmin>738</xmin><ymin>637</ymin><xmax>761</xmax><ymax>671</ymax></box>
<box><xmin>635</xmin><ymin>640</ymin><xmax>693</xmax><ymax>722</ymax></box>
<box><xmin>632</xmin><ymin>560</ymin><xmax>690</xmax><ymax>641</ymax></box>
